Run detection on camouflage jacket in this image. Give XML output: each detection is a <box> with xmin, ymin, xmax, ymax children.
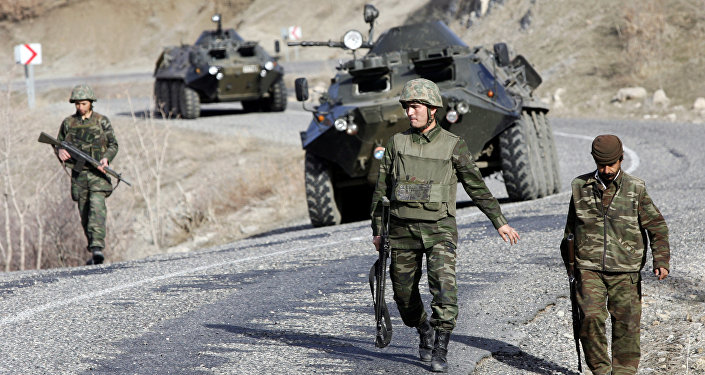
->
<box><xmin>370</xmin><ymin>125</ymin><xmax>507</xmax><ymax>249</ymax></box>
<box><xmin>58</xmin><ymin>111</ymin><xmax>118</xmax><ymax>189</ymax></box>
<box><xmin>562</xmin><ymin>170</ymin><xmax>670</xmax><ymax>272</ymax></box>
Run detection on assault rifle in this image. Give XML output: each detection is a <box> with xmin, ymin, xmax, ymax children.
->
<box><xmin>563</xmin><ymin>233</ymin><xmax>583</xmax><ymax>372</ymax></box>
<box><xmin>38</xmin><ymin>132</ymin><xmax>131</xmax><ymax>187</ymax></box>
<box><xmin>369</xmin><ymin>196</ymin><xmax>392</xmax><ymax>348</ymax></box>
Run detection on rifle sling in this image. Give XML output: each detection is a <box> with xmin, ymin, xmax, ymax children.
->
<box><xmin>369</xmin><ymin>259</ymin><xmax>392</xmax><ymax>347</ymax></box>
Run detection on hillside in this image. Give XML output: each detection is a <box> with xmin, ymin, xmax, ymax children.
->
<box><xmin>2</xmin><ymin>0</ymin><xmax>704</xmax><ymax>121</ymax></box>
<box><xmin>1</xmin><ymin>0</ymin><xmax>704</xmax><ymax>270</ymax></box>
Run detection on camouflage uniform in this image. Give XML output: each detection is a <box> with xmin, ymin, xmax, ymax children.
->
<box><xmin>58</xmin><ymin>86</ymin><xmax>118</xmax><ymax>257</ymax></box>
<box><xmin>562</xmin><ymin>170</ymin><xmax>670</xmax><ymax>375</ymax></box>
<box><xmin>371</xmin><ymin>124</ymin><xmax>508</xmax><ymax>331</ymax></box>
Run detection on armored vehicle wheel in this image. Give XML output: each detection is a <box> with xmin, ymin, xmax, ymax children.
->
<box><xmin>264</xmin><ymin>78</ymin><xmax>287</xmax><ymax>112</ymax></box>
<box><xmin>539</xmin><ymin>112</ymin><xmax>561</xmax><ymax>194</ymax></box>
<box><xmin>169</xmin><ymin>80</ymin><xmax>182</xmax><ymax>118</ymax></box>
<box><xmin>154</xmin><ymin>79</ymin><xmax>171</xmax><ymax>115</ymax></box>
<box><xmin>536</xmin><ymin>111</ymin><xmax>561</xmax><ymax>193</ymax></box>
<box><xmin>179</xmin><ymin>85</ymin><xmax>201</xmax><ymax>119</ymax></box>
<box><xmin>305</xmin><ymin>153</ymin><xmax>341</xmax><ymax>227</ymax></box>
<box><xmin>500</xmin><ymin>111</ymin><xmax>543</xmax><ymax>201</ymax></box>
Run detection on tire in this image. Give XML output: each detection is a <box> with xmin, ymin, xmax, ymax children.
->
<box><xmin>179</xmin><ymin>85</ymin><xmax>200</xmax><ymax>119</ymax></box>
<box><xmin>527</xmin><ymin>111</ymin><xmax>558</xmax><ymax>197</ymax></box>
<box><xmin>538</xmin><ymin>111</ymin><xmax>561</xmax><ymax>194</ymax></box>
<box><xmin>169</xmin><ymin>80</ymin><xmax>182</xmax><ymax>118</ymax></box>
<box><xmin>523</xmin><ymin>110</ymin><xmax>549</xmax><ymax>198</ymax></box>
<box><xmin>304</xmin><ymin>153</ymin><xmax>341</xmax><ymax>227</ymax></box>
<box><xmin>154</xmin><ymin>79</ymin><xmax>171</xmax><ymax>116</ymax></box>
<box><xmin>265</xmin><ymin>78</ymin><xmax>287</xmax><ymax>112</ymax></box>
<box><xmin>499</xmin><ymin>111</ymin><xmax>542</xmax><ymax>201</ymax></box>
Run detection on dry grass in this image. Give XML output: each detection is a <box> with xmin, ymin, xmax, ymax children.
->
<box><xmin>0</xmin><ymin>70</ymin><xmax>306</xmax><ymax>271</ymax></box>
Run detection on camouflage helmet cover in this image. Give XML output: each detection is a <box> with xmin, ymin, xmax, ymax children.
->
<box><xmin>399</xmin><ymin>78</ymin><xmax>442</xmax><ymax>108</ymax></box>
<box><xmin>69</xmin><ymin>84</ymin><xmax>97</xmax><ymax>103</ymax></box>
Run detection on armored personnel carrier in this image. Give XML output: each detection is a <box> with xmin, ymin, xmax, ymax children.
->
<box><xmin>291</xmin><ymin>5</ymin><xmax>560</xmax><ymax>227</ymax></box>
<box><xmin>154</xmin><ymin>14</ymin><xmax>286</xmax><ymax>119</ymax></box>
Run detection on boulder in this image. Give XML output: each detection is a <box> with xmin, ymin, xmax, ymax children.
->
<box><xmin>613</xmin><ymin>87</ymin><xmax>647</xmax><ymax>103</ymax></box>
<box><xmin>693</xmin><ymin>97</ymin><xmax>705</xmax><ymax>111</ymax></box>
<box><xmin>652</xmin><ymin>89</ymin><xmax>670</xmax><ymax>108</ymax></box>
<box><xmin>552</xmin><ymin>88</ymin><xmax>565</xmax><ymax>109</ymax></box>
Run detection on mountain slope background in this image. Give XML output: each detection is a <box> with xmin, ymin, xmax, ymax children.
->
<box><xmin>0</xmin><ymin>0</ymin><xmax>704</xmax><ymax>270</ymax></box>
<box><xmin>2</xmin><ymin>0</ymin><xmax>704</xmax><ymax>120</ymax></box>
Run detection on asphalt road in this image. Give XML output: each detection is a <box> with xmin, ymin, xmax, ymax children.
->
<box><xmin>1</xmin><ymin>113</ymin><xmax>702</xmax><ymax>374</ymax></box>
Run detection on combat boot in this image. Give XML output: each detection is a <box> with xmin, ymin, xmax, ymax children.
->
<box><xmin>416</xmin><ymin>320</ymin><xmax>434</xmax><ymax>362</ymax></box>
<box><xmin>90</xmin><ymin>247</ymin><xmax>104</xmax><ymax>265</ymax></box>
<box><xmin>431</xmin><ymin>330</ymin><xmax>451</xmax><ymax>373</ymax></box>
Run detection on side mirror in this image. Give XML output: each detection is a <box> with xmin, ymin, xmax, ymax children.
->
<box><xmin>274</xmin><ymin>40</ymin><xmax>280</xmax><ymax>54</ymax></box>
<box><xmin>295</xmin><ymin>78</ymin><xmax>309</xmax><ymax>102</ymax></box>
<box><xmin>493</xmin><ymin>43</ymin><xmax>510</xmax><ymax>67</ymax></box>
<box><xmin>364</xmin><ymin>4</ymin><xmax>379</xmax><ymax>23</ymax></box>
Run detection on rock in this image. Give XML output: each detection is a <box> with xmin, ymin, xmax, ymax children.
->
<box><xmin>613</xmin><ymin>87</ymin><xmax>647</xmax><ymax>102</ymax></box>
<box><xmin>653</xmin><ymin>89</ymin><xmax>670</xmax><ymax>108</ymax></box>
<box><xmin>666</xmin><ymin>113</ymin><xmax>677</xmax><ymax>121</ymax></box>
<box><xmin>694</xmin><ymin>97</ymin><xmax>705</xmax><ymax>111</ymax></box>
<box><xmin>552</xmin><ymin>88</ymin><xmax>565</xmax><ymax>109</ymax></box>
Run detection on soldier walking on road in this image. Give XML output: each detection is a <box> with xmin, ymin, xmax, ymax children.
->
<box><xmin>561</xmin><ymin>134</ymin><xmax>670</xmax><ymax>375</ymax></box>
<box><xmin>370</xmin><ymin>78</ymin><xmax>520</xmax><ymax>372</ymax></box>
<box><xmin>56</xmin><ymin>84</ymin><xmax>119</xmax><ymax>265</ymax></box>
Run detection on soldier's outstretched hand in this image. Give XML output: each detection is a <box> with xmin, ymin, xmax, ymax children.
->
<box><xmin>654</xmin><ymin>267</ymin><xmax>669</xmax><ymax>280</ymax></box>
<box><xmin>497</xmin><ymin>224</ymin><xmax>520</xmax><ymax>245</ymax></box>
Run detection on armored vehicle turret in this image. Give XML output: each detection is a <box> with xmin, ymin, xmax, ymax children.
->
<box><xmin>154</xmin><ymin>13</ymin><xmax>286</xmax><ymax>119</ymax></box>
<box><xmin>292</xmin><ymin>5</ymin><xmax>560</xmax><ymax>227</ymax></box>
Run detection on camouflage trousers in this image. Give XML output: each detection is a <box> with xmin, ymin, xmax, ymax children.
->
<box><xmin>577</xmin><ymin>269</ymin><xmax>641</xmax><ymax>375</ymax></box>
<box><xmin>389</xmin><ymin>241</ymin><xmax>457</xmax><ymax>331</ymax></box>
<box><xmin>71</xmin><ymin>174</ymin><xmax>111</xmax><ymax>249</ymax></box>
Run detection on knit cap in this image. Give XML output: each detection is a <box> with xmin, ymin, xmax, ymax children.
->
<box><xmin>591</xmin><ymin>134</ymin><xmax>623</xmax><ymax>164</ymax></box>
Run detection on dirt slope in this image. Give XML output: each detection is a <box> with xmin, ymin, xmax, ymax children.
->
<box><xmin>2</xmin><ymin>0</ymin><xmax>704</xmax><ymax>120</ymax></box>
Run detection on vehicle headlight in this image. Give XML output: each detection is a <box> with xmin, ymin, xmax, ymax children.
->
<box><xmin>456</xmin><ymin>101</ymin><xmax>470</xmax><ymax>114</ymax></box>
<box><xmin>373</xmin><ymin>146</ymin><xmax>385</xmax><ymax>160</ymax></box>
<box><xmin>334</xmin><ymin>118</ymin><xmax>348</xmax><ymax>131</ymax></box>
<box><xmin>445</xmin><ymin>110</ymin><xmax>459</xmax><ymax>124</ymax></box>
<box><xmin>216</xmin><ymin>72</ymin><xmax>224</xmax><ymax>80</ymax></box>
<box><xmin>342</xmin><ymin>30</ymin><xmax>363</xmax><ymax>50</ymax></box>
<box><xmin>208</xmin><ymin>66</ymin><xmax>219</xmax><ymax>75</ymax></box>
<box><xmin>346</xmin><ymin>123</ymin><xmax>358</xmax><ymax>135</ymax></box>
<box><xmin>260</xmin><ymin>70</ymin><xmax>267</xmax><ymax>78</ymax></box>
<box><xmin>264</xmin><ymin>61</ymin><xmax>275</xmax><ymax>70</ymax></box>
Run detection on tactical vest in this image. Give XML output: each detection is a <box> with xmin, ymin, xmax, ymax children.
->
<box><xmin>390</xmin><ymin>129</ymin><xmax>458</xmax><ymax>221</ymax></box>
<box><xmin>572</xmin><ymin>172</ymin><xmax>648</xmax><ymax>272</ymax></box>
<box><xmin>64</xmin><ymin>113</ymin><xmax>108</xmax><ymax>162</ymax></box>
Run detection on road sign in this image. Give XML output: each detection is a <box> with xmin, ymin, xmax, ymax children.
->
<box><xmin>288</xmin><ymin>26</ymin><xmax>302</xmax><ymax>41</ymax></box>
<box><xmin>14</xmin><ymin>43</ymin><xmax>42</xmax><ymax>65</ymax></box>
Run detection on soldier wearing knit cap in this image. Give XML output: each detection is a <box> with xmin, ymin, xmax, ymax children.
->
<box><xmin>561</xmin><ymin>134</ymin><xmax>670</xmax><ymax>375</ymax></box>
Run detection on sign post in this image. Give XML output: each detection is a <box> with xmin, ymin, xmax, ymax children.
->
<box><xmin>288</xmin><ymin>26</ymin><xmax>302</xmax><ymax>60</ymax></box>
<box><xmin>14</xmin><ymin>43</ymin><xmax>42</xmax><ymax>109</ymax></box>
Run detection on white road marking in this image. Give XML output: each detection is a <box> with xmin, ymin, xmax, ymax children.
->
<box><xmin>554</xmin><ymin>131</ymin><xmax>640</xmax><ymax>173</ymax></box>
<box><xmin>1</xmin><ymin>236</ymin><xmax>367</xmax><ymax>325</ymax></box>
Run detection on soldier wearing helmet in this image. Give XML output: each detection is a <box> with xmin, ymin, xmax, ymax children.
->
<box><xmin>370</xmin><ymin>78</ymin><xmax>520</xmax><ymax>372</ymax></box>
<box><xmin>56</xmin><ymin>84</ymin><xmax>119</xmax><ymax>265</ymax></box>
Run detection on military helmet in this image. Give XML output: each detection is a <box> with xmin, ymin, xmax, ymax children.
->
<box><xmin>69</xmin><ymin>84</ymin><xmax>97</xmax><ymax>103</ymax></box>
<box><xmin>399</xmin><ymin>78</ymin><xmax>443</xmax><ymax>108</ymax></box>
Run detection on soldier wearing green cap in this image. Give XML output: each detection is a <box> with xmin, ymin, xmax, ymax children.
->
<box><xmin>561</xmin><ymin>134</ymin><xmax>670</xmax><ymax>375</ymax></box>
<box><xmin>370</xmin><ymin>78</ymin><xmax>520</xmax><ymax>372</ymax></box>
<box><xmin>56</xmin><ymin>84</ymin><xmax>119</xmax><ymax>265</ymax></box>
